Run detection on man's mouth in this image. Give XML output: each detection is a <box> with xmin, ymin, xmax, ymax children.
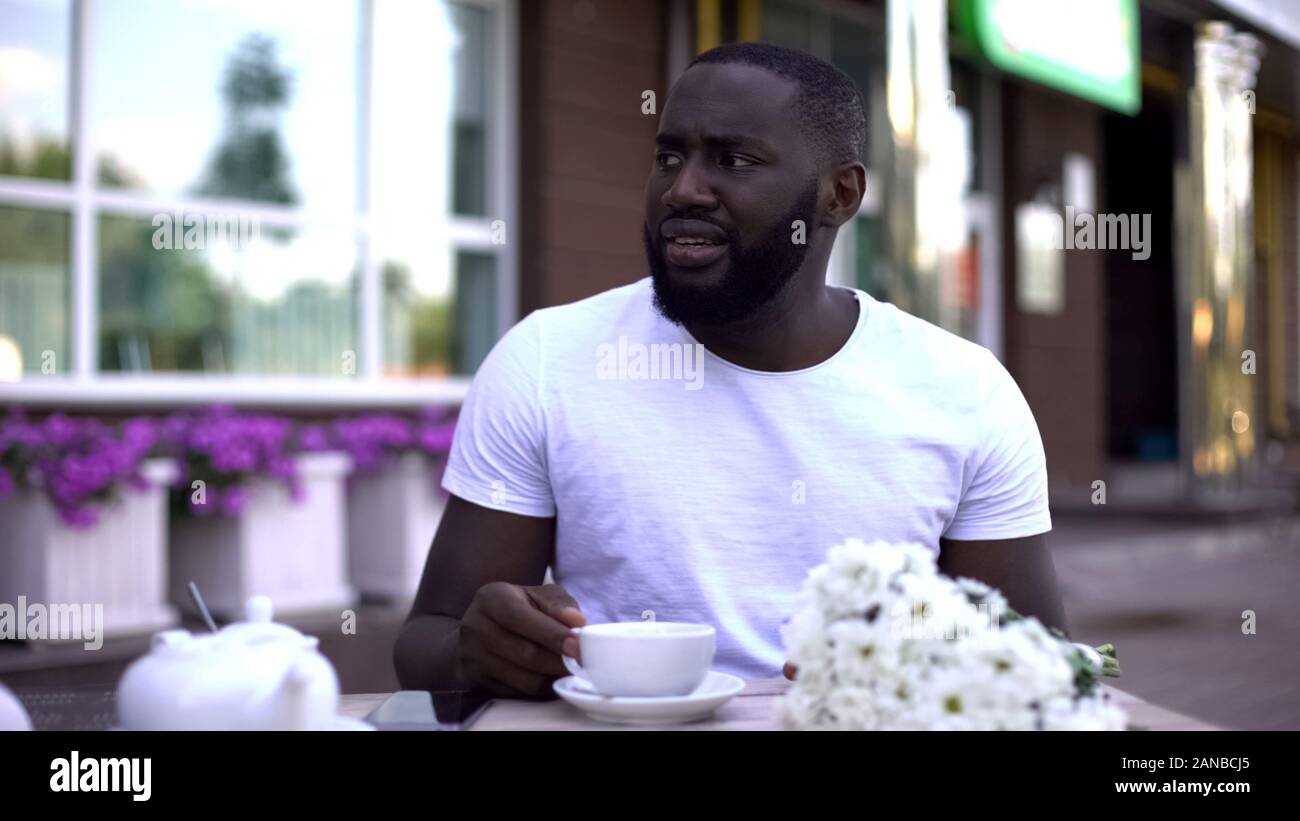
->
<box><xmin>665</xmin><ymin>236</ymin><xmax>728</xmax><ymax>268</ymax></box>
<box><xmin>661</xmin><ymin>219</ymin><xmax>729</xmax><ymax>269</ymax></box>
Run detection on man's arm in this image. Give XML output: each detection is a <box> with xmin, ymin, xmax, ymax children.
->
<box><xmin>393</xmin><ymin>494</ymin><xmax>584</xmax><ymax>697</ymax></box>
<box><xmin>937</xmin><ymin>533</ymin><xmax>1069</xmax><ymax>635</ymax></box>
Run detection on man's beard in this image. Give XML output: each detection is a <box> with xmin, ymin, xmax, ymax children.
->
<box><xmin>644</xmin><ymin>179</ymin><xmax>819</xmax><ymax>327</ymax></box>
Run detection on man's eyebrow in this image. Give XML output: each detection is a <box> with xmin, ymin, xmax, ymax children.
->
<box><xmin>654</xmin><ymin>132</ymin><xmax>775</xmax><ymax>154</ymax></box>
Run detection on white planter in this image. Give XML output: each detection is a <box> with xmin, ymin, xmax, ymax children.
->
<box><xmin>346</xmin><ymin>451</ymin><xmax>447</xmax><ymax>603</ymax></box>
<box><xmin>0</xmin><ymin>458</ymin><xmax>180</xmax><ymax>639</ymax></box>
<box><xmin>169</xmin><ymin>451</ymin><xmax>356</xmax><ymax>620</ymax></box>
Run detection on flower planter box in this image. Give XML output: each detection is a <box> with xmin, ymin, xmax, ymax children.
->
<box><xmin>346</xmin><ymin>451</ymin><xmax>447</xmax><ymax>603</ymax></box>
<box><xmin>169</xmin><ymin>452</ymin><xmax>356</xmax><ymax>620</ymax></box>
<box><xmin>0</xmin><ymin>459</ymin><xmax>180</xmax><ymax>639</ymax></box>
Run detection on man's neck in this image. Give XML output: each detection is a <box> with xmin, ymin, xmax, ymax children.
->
<box><xmin>684</xmin><ymin>277</ymin><xmax>860</xmax><ymax>372</ymax></box>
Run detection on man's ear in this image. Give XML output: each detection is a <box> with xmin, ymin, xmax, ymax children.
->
<box><xmin>821</xmin><ymin>162</ymin><xmax>866</xmax><ymax>228</ymax></box>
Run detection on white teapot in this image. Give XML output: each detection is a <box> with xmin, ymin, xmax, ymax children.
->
<box><xmin>0</xmin><ymin>684</ymin><xmax>32</xmax><ymax>730</ymax></box>
<box><xmin>117</xmin><ymin>596</ymin><xmax>346</xmax><ymax>731</ymax></box>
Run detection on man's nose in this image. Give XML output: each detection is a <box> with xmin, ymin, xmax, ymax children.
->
<box><xmin>661</xmin><ymin>158</ymin><xmax>718</xmax><ymax>211</ymax></box>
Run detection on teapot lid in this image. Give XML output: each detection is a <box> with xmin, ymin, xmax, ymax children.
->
<box><xmin>218</xmin><ymin>596</ymin><xmax>317</xmax><ymax>648</ymax></box>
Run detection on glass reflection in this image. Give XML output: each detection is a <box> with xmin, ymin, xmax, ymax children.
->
<box><xmin>98</xmin><ymin>214</ymin><xmax>358</xmax><ymax>375</ymax></box>
<box><xmin>0</xmin><ymin>0</ymin><xmax>72</xmax><ymax>181</ymax></box>
<box><xmin>91</xmin><ymin>0</ymin><xmax>358</xmax><ymax>211</ymax></box>
<box><xmin>0</xmin><ymin>205</ymin><xmax>70</xmax><ymax>376</ymax></box>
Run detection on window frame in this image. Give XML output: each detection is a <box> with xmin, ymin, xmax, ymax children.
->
<box><xmin>0</xmin><ymin>0</ymin><xmax>518</xmax><ymax>407</ymax></box>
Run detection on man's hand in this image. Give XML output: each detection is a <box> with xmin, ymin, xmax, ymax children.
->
<box><xmin>783</xmin><ymin>662</ymin><xmax>798</xmax><ymax>681</ymax></box>
<box><xmin>457</xmin><ymin>582</ymin><xmax>587</xmax><ymax>698</ymax></box>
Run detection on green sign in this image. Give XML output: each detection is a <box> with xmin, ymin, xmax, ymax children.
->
<box><xmin>956</xmin><ymin>0</ymin><xmax>1141</xmax><ymax>114</ymax></box>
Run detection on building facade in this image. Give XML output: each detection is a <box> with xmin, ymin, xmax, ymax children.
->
<box><xmin>2</xmin><ymin>0</ymin><xmax>1298</xmax><ymax>508</ymax></box>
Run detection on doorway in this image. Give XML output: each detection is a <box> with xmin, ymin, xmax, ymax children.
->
<box><xmin>1103</xmin><ymin>91</ymin><xmax>1179</xmax><ymax>463</ymax></box>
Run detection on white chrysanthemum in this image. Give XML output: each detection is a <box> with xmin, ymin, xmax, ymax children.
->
<box><xmin>801</xmin><ymin>539</ymin><xmax>936</xmax><ymax>620</ymax></box>
<box><xmin>776</xmin><ymin>687</ymin><xmax>823</xmax><ymax>730</ymax></box>
<box><xmin>955</xmin><ymin>576</ymin><xmax>1011</xmax><ymax>624</ymax></box>
<box><xmin>1040</xmin><ymin>693</ymin><xmax>1129</xmax><ymax>731</ymax></box>
<box><xmin>780</xmin><ymin>538</ymin><xmax>1128</xmax><ymax>731</ymax></box>
<box><xmin>964</xmin><ymin>618</ymin><xmax>1075</xmax><ymax>696</ymax></box>
<box><xmin>827</xmin><ymin>618</ymin><xmax>901</xmax><ymax>688</ymax></box>
<box><xmin>822</xmin><ymin>685</ymin><xmax>892</xmax><ymax>730</ymax></box>
<box><xmin>888</xmin><ymin>572</ymin><xmax>992</xmax><ymax>644</ymax></box>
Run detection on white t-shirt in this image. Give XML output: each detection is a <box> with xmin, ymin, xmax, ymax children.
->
<box><xmin>442</xmin><ymin>277</ymin><xmax>1051</xmax><ymax>679</ymax></box>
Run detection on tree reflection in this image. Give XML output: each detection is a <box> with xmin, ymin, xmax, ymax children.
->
<box><xmin>195</xmin><ymin>35</ymin><xmax>298</xmax><ymax>206</ymax></box>
<box><xmin>0</xmin><ymin>134</ymin><xmax>71</xmax><ymax>181</ymax></box>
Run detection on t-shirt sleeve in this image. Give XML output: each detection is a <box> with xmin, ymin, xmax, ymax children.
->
<box><xmin>943</xmin><ymin>349</ymin><xmax>1052</xmax><ymax>541</ymax></box>
<box><xmin>440</xmin><ymin>310</ymin><xmax>556</xmax><ymax>517</ymax></box>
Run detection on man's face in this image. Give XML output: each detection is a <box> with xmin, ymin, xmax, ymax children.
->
<box><xmin>644</xmin><ymin>63</ymin><xmax>821</xmax><ymax>326</ymax></box>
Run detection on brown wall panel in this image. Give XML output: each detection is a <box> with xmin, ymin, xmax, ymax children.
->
<box><xmin>1001</xmin><ymin>81</ymin><xmax>1108</xmax><ymax>491</ymax></box>
<box><xmin>519</xmin><ymin>0</ymin><xmax>665</xmax><ymax>314</ymax></box>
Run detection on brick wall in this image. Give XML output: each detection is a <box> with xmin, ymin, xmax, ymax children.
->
<box><xmin>518</xmin><ymin>0</ymin><xmax>666</xmax><ymax>313</ymax></box>
<box><xmin>1000</xmin><ymin>81</ymin><xmax>1108</xmax><ymax>492</ymax></box>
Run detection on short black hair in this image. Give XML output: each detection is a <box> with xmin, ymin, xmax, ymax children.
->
<box><xmin>687</xmin><ymin>42</ymin><xmax>867</xmax><ymax>169</ymax></box>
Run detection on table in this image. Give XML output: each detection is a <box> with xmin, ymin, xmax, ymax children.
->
<box><xmin>339</xmin><ymin>679</ymin><xmax>1222</xmax><ymax>731</ymax></box>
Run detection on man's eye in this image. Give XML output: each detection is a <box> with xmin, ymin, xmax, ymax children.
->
<box><xmin>720</xmin><ymin>154</ymin><xmax>756</xmax><ymax>168</ymax></box>
<box><xmin>656</xmin><ymin>153</ymin><xmax>681</xmax><ymax>169</ymax></box>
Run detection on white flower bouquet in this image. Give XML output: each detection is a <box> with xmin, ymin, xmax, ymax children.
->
<box><xmin>779</xmin><ymin>539</ymin><xmax>1127</xmax><ymax>730</ymax></box>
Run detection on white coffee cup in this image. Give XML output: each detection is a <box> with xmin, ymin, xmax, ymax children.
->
<box><xmin>562</xmin><ymin>622</ymin><xmax>715</xmax><ymax>697</ymax></box>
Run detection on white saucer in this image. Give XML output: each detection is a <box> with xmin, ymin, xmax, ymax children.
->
<box><xmin>319</xmin><ymin>715</ymin><xmax>376</xmax><ymax>731</ymax></box>
<box><xmin>553</xmin><ymin>671</ymin><xmax>745</xmax><ymax>726</ymax></box>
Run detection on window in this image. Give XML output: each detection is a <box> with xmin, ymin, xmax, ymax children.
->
<box><xmin>0</xmin><ymin>0</ymin><xmax>516</xmax><ymax>401</ymax></box>
<box><xmin>0</xmin><ymin>205</ymin><xmax>70</xmax><ymax>374</ymax></box>
<box><xmin>761</xmin><ymin>0</ymin><xmax>1000</xmax><ymax>354</ymax></box>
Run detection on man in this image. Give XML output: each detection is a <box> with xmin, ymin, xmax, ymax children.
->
<box><xmin>394</xmin><ymin>42</ymin><xmax>1066</xmax><ymax>697</ymax></box>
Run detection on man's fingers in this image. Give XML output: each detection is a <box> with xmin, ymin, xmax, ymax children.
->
<box><xmin>526</xmin><ymin>584</ymin><xmax>587</xmax><ymax>628</ymax></box>
<box><xmin>477</xmin><ymin>649</ymin><xmax>556</xmax><ymax>698</ymax></box>
<box><xmin>486</xmin><ymin>585</ymin><xmax>579</xmax><ymax>655</ymax></box>
<box><xmin>477</xmin><ymin>618</ymin><xmax>568</xmax><ymax>678</ymax></box>
<box><xmin>562</xmin><ymin>635</ymin><xmax>581</xmax><ymax>661</ymax></box>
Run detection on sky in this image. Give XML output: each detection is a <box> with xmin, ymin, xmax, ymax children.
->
<box><xmin>0</xmin><ymin>0</ymin><xmax>486</xmax><ymax>302</ymax></box>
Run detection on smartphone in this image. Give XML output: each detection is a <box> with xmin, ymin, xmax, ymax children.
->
<box><xmin>365</xmin><ymin>689</ymin><xmax>494</xmax><ymax>731</ymax></box>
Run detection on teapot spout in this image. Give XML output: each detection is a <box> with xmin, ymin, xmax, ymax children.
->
<box><xmin>277</xmin><ymin>661</ymin><xmax>316</xmax><ymax>731</ymax></box>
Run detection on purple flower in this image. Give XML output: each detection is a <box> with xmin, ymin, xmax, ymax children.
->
<box><xmin>267</xmin><ymin>455</ymin><xmax>296</xmax><ymax>480</ymax></box>
<box><xmin>56</xmin><ymin>503</ymin><xmax>99</xmax><ymax>529</ymax></box>
<box><xmin>189</xmin><ymin>486</ymin><xmax>218</xmax><ymax>516</ymax></box>
<box><xmin>166</xmin><ymin>407</ymin><xmax>302</xmax><ymax>517</ymax></box>
<box><xmin>417</xmin><ymin>422</ymin><xmax>456</xmax><ymax>455</ymax></box>
<box><xmin>42</xmin><ymin>413</ymin><xmax>81</xmax><ymax>446</ymax></box>
<box><xmin>159</xmin><ymin>412</ymin><xmax>191</xmax><ymax>446</ymax></box>
<box><xmin>321</xmin><ymin>411</ymin><xmax>457</xmax><ymax>474</ymax></box>
<box><xmin>299</xmin><ymin>424</ymin><xmax>330</xmax><ymax>452</ymax></box>
<box><xmin>218</xmin><ymin>486</ymin><xmax>248</xmax><ymax>516</ymax></box>
<box><xmin>1</xmin><ymin>404</ymin><xmax>461</xmax><ymax>524</ymax></box>
<box><xmin>0</xmin><ymin>411</ymin><xmax>159</xmax><ymax>529</ymax></box>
